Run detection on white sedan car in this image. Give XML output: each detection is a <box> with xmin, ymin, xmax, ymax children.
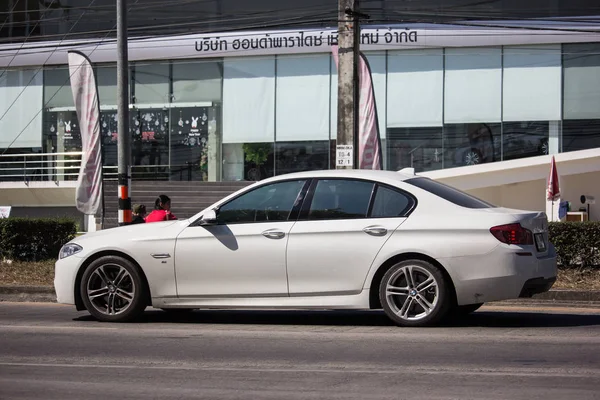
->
<box><xmin>55</xmin><ymin>169</ymin><xmax>557</xmax><ymax>327</ymax></box>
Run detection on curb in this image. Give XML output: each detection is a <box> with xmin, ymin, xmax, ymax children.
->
<box><xmin>0</xmin><ymin>286</ymin><xmax>599</xmax><ymax>305</ymax></box>
<box><xmin>0</xmin><ymin>285</ymin><xmax>57</xmax><ymax>303</ymax></box>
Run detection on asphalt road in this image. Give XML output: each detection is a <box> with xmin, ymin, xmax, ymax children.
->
<box><xmin>0</xmin><ymin>303</ymin><xmax>599</xmax><ymax>400</ymax></box>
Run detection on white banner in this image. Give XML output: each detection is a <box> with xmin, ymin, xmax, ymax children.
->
<box><xmin>0</xmin><ymin>206</ymin><xmax>11</xmax><ymax>218</ymax></box>
<box><xmin>2</xmin><ymin>23</ymin><xmax>600</xmax><ymax>67</ymax></box>
<box><xmin>68</xmin><ymin>51</ymin><xmax>103</xmax><ymax>215</ymax></box>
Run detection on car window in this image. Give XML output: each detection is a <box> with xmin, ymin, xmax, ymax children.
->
<box><xmin>370</xmin><ymin>186</ymin><xmax>413</xmax><ymax>218</ymax></box>
<box><xmin>218</xmin><ymin>180</ymin><xmax>306</xmax><ymax>224</ymax></box>
<box><xmin>405</xmin><ymin>177</ymin><xmax>496</xmax><ymax>209</ymax></box>
<box><xmin>307</xmin><ymin>179</ymin><xmax>374</xmax><ymax>220</ymax></box>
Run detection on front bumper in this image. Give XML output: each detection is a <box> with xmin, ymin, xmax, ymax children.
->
<box><xmin>54</xmin><ymin>255</ymin><xmax>84</xmax><ymax>305</ymax></box>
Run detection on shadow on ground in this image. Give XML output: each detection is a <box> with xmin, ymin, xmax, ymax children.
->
<box><xmin>74</xmin><ymin>308</ymin><xmax>600</xmax><ymax>328</ymax></box>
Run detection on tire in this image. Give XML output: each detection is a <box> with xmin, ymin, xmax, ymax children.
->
<box><xmin>80</xmin><ymin>255</ymin><xmax>148</xmax><ymax>322</ymax></box>
<box><xmin>379</xmin><ymin>259</ymin><xmax>451</xmax><ymax>327</ymax></box>
<box><xmin>455</xmin><ymin>303</ymin><xmax>484</xmax><ymax>316</ymax></box>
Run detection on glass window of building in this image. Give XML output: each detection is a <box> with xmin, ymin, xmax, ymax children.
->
<box><xmin>133</xmin><ymin>62</ymin><xmax>170</xmax><ymax>105</ymax></box>
<box><xmin>172</xmin><ymin>60</ymin><xmax>222</xmax><ymax>103</ymax></box>
<box><xmin>222</xmin><ymin>57</ymin><xmax>276</xmax><ymax>181</ymax></box>
<box><xmin>96</xmin><ymin>64</ymin><xmax>119</xmax><ymax>106</ymax></box>
<box><xmin>444</xmin><ymin>47</ymin><xmax>502</xmax><ymax>168</ymax></box>
<box><xmin>44</xmin><ymin>66</ymin><xmax>74</xmax><ymax>108</ymax></box>
<box><xmin>502</xmin><ymin>45</ymin><xmax>561</xmax><ymax>160</ymax></box>
<box><xmin>386</xmin><ymin>49</ymin><xmax>443</xmax><ymax>172</ymax></box>
<box><xmin>171</xmin><ymin>59</ymin><xmax>223</xmax><ymax>182</ymax></box>
<box><xmin>0</xmin><ymin>68</ymin><xmax>44</xmax><ymax>151</ymax></box>
<box><xmin>43</xmin><ymin>66</ymin><xmax>79</xmax><ymax>178</ymax></box>
<box><xmin>563</xmin><ymin>43</ymin><xmax>600</xmax><ymax>153</ymax></box>
<box><xmin>275</xmin><ymin>54</ymin><xmax>330</xmax><ymax>175</ymax></box>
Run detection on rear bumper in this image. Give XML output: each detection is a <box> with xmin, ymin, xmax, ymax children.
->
<box><xmin>519</xmin><ymin>276</ymin><xmax>557</xmax><ymax>298</ymax></box>
<box><xmin>440</xmin><ymin>244</ymin><xmax>558</xmax><ymax>305</ymax></box>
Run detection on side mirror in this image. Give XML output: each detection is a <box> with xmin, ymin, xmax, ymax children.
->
<box><xmin>198</xmin><ymin>209</ymin><xmax>218</xmax><ymax>226</ymax></box>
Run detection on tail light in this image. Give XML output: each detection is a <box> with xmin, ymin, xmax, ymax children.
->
<box><xmin>490</xmin><ymin>223</ymin><xmax>533</xmax><ymax>245</ymax></box>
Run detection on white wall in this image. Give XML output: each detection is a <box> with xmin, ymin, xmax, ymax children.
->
<box><xmin>0</xmin><ymin>182</ymin><xmax>77</xmax><ymax>206</ymax></box>
<box><xmin>456</xmin><ymin>171</ymin><xmax>600</xmax><ymax>221</ymax></box>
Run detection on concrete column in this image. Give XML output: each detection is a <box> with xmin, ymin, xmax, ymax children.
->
<box><xmin>84</xmin><ymin>214</ymin><xmax>97</xmax><ymax>232</ymax></box>
<box><xmin>548</xmin><ymin>121</ymin><xmax>560</xmax><ymax>155</ymax></box>
<box><xmin>207</xmin><ymin>106</ymin><xmax>221</xmax><ymax>182</ymax></box>
<box><xmin>57</xmin><ymin>112</ymin><xmax>65</xmax><ymax>181</ymax></box>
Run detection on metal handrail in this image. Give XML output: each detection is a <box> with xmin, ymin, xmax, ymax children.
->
<box><xmin>0</xmin><ymin>151</ymin><xmax>204</xmax><ymax>182</ymax></box>
<box><xmin>0</xmin><ymin>151</ymin><xmax>84</xmax><ymax>158</ymax></box>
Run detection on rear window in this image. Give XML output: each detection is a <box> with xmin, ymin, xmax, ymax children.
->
<box><xmin>405</xmin><ymin>177</ymin><xmax>496</xmax><ymax>209</ymax></box>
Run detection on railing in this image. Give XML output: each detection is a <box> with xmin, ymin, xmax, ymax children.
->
<box><xmin>0</xmin><ymin>152</ymin><xmax>83</xmax><ymax>183</ymax></box>
<box><xmin>0</xmin><ymin>152</ymin><xmax>206</xmax><ymax>183</ymax></box>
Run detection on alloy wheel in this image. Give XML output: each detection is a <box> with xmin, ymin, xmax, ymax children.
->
<box><xmin>384</xmin><ymin>264</ymin><xmax>440</xmax><ymax>322</ymax></box>
<box><xmin>86</xmin><ymin>264</ymin><xmax>136</xmax><ymax>316</ymax></box>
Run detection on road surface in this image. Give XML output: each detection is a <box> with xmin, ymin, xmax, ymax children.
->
<box><xmin>0</xmin><ymin>302</ymin><xmax>599</xmax><ymax>399</ymax></box>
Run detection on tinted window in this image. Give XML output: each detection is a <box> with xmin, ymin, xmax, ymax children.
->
<box><xmin>370</xmin><ymin>186</ymin><xmax>413</xmax><ymax>218</ymax></box>
<box><xmin>308</xmin><ymin>179</ymin><xmax>374</xmax><ymax>220</ymax></box>
<box><xmin>218</xmin><ymin>180</ymin><xmax>306</xmax><ymax>224</ymax></box>
<box><xmin>405</xmin><ymin>177</ymin><xmax>495</xmax><ymax>209</ymax></box>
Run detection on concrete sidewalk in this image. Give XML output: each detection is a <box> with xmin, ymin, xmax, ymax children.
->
<box><xmin>1</xmin><ymin>285</ymin><xmax>599</xmax><ymax>307</ymax></box>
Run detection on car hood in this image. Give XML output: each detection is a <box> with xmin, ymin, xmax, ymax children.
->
<box><xmin>70</xmin><ymin>220</ymin><xmax>188</xmax><ymax>246</ymax></box>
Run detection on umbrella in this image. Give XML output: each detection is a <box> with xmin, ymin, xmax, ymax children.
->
<box><xmin>547</xmin><ymin>156</ymin><xmax>560</xmax><ymax>220</ymax></box>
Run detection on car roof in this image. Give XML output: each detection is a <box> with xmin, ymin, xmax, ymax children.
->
<box><xmin>258</xmin><ymin>169</ymin><xmax>419</xmax><ymax>184</ymax></box>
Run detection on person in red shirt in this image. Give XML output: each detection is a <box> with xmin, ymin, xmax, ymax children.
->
<box><xmin>145</xmin><ymin>194</ymin><xmax>177</xmax><ymax>223</ymax></box>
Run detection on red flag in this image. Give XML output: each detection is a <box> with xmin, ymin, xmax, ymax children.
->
<box><xmin>331</xmin><ymin>46</ymin><xmax>383</xmax><ymax>170</ymax></box>
<box><xmin>68</xmin><ymin>51</ymin><xmax>103</xmax><ymax>215</ymax></box>
<box><xmin>546</xmin><ymin>156</ymin><xmax>560</xmax><ymax>201</ymax></box>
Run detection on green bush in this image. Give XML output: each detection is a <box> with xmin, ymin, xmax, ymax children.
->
<box><xmin>0</xmin><ymin>218</ymin><xmax>78</xmax><ymax>262</ymax></box>
<box><xmin>549</xmin><ymin>222</ymin><xmax>600</xmax><ymax>268</ymax></box>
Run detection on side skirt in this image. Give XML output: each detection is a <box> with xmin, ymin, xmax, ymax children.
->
<box><xmin>153</xmin><ymin>290</ymin><xmax>371</xmax><ymax>310</ymax></box>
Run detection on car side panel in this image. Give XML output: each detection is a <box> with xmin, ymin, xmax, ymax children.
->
<box><xmin>361</xmin><ymin>211</ymin><xmax>502</xmax><ymax>293</ymax></box>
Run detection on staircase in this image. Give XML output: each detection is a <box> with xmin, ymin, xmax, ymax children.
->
<box><xmin>100</xmin><ymin>180</ymin><xmax>252</xmax><ymax>229</ymax></box>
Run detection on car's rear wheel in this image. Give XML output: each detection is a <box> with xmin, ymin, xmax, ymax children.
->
<box><xmin>379</xmin><ymin>259</ymin><xmax>451</xmax><ymax>327</ymax></box>
<box><xmin>80</xmin><ymin>256</ymin><xmax>147</xmax><ymax>322</ymax></box>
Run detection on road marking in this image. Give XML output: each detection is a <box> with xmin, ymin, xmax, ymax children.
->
<box><xmin>481</xmin><ymin>305</ymin><xmax>600</xmax><ymax>314</ymax></box>
<box><xmin>0</xmin><ymin>325</ymin><xmax>118</xmax><ymax>331</ymax></box>
<box><xmin>0</xmin><ymin>361</ymin><xmax>598</xmax><ymax>378</ymax></box>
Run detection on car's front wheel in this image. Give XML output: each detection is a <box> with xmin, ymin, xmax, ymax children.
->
<box><xmin>80</xmin><ymin>256</ymin><xmax>148</xmax><ymax>322</ymax></box>
<box><xmin>379</xmin><ymin>259</ymin><xmax>451</xmax><ymax>327</ymax></box>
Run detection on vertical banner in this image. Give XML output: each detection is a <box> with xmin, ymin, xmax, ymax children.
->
<box><xmin>331</xmin><ymin>46</ymin><xmax>383</xmax><ymax>170</ymax></box>
<box><xmin>68</xmin><ymin>51</ymin><xmax>103</xmax><ymax>216</ymax></box>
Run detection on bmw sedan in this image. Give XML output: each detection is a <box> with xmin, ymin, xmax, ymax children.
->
<box><xmin>54</xmin><ymin>169</ymin><xmax>557</xmax><ymax>327</ymax></box>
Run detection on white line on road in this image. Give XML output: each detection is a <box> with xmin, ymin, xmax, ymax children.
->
<box><xmin>0</xmin><ymin>362</ymin><xmax>598</xmax><ymax>379</ymax></box>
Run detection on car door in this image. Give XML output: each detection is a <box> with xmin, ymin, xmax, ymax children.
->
<box><xmin>286</xmin><ymin>178</ymin><xmax>415</xmax><ymax>296</ymax></box>
<box><xmin>174</xmin><ymin>179</ymin><xmax>309</xmax><ymax>297</ymax></box>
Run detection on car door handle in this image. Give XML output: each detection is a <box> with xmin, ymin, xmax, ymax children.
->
<box><xmin>262</xmin><ymin>230</ymin><xmax>285</xmax><ymax>239</ymax></box>
<box><xmin>363</xmin><ymin>226</ymin><xmax>388</xmax><ymax>237</ymax></box>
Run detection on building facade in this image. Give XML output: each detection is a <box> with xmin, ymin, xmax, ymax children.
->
<box><xmin>1</xmin><ymin>20</ymin><xmax>600</xmax><ymax>224</ymax></box>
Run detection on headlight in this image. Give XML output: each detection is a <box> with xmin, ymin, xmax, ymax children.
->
<box><xmin>59</xmin><ymin>243</ymin><xmax>83</xmax><ymax>259</ymax></box>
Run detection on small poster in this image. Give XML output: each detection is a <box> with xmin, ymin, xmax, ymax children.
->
<box><xmin>336</xmin><ymin>145</ymin><xmax>354</xmax><ymax>167</ymax></box>
<box><xmin>0</xmin><ymin>206</ymin><xmax>11</xmax><ymax>218</ymax></box>
<box><xmin>171</xmin><ymin>107</ymin><xmax>210</xmax><ymax>147</ymax></box>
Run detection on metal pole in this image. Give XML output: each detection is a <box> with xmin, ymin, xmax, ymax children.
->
<box><xmin>117</xmin><ymin>0</ymin><xmax>131</xmax><ymax>225</ymax></box>
<box><xmin>336</xmin><ymin>0</ymin><xmax>359</xmax><ymax>170</ymax></box>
